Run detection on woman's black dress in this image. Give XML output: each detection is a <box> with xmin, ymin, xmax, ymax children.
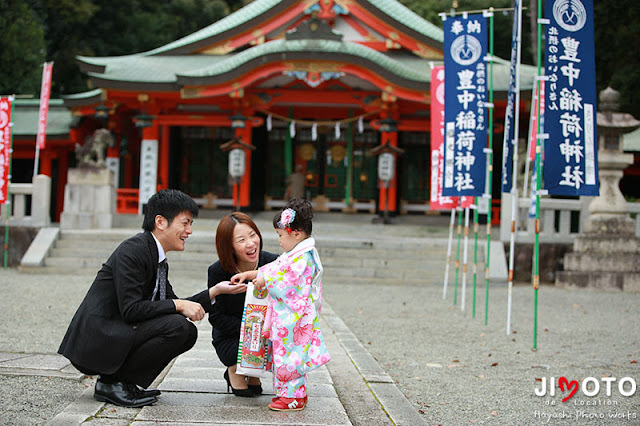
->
<box><xmin>206</xmin><ymin>251</ymin><xmax>278</xmax><ymax>366</ymax></box>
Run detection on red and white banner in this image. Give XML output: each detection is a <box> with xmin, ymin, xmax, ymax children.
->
<box><xmin>36</xmin><ymin>62</ymin><xmax>53</xmax><ymax>150</ymax></box>
<box><xmin>0</xmin><ymin>96</ymin><xmax>13</xmax><ymax>204</ymax></box>
<box><xmin>430</xmin><ymin>66</ymin><xmax>472</xmax><ymax>210</ymax></box>
<box><xmin>528</xmin><ymin>81</ymin><xmax>545</xmax><ymax>161</ymax></box>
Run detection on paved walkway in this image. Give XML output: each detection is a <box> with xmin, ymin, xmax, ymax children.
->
<box><xmin>30</xmin><ymin>302</ymin><xmax>422</xmax><ymax>425</ymax></box>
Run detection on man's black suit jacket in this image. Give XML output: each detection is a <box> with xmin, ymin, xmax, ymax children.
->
<box><xmin>58</xmin><ymin>231</ymin><xmax>210</xmax><ymax>375</ymax></box>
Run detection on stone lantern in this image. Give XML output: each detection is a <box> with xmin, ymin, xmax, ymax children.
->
<box><xmin>556</xmin><ymin>87</ymin><xmax>640</xmax><ymax>291</ymax></box>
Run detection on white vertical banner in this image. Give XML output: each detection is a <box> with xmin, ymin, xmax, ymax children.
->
<box><xmin>139</xmin><ymin>139</ymin><xmax>158</xmax><ymax>214</ymax></box>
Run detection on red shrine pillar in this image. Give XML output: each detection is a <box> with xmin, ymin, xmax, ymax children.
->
<box><xmin>378</xmin><ymin>121</ymin><xmax>399</xmax><ymax>214</ymax></box>
<box><xmin>159</xmin><ymin>124</ymin><xmax>170</xmax><ymax>190</ymax></box>
<box><xmin>234</xmin><ymin>124</ymin><xmax>252</xmax><ymax>208</ymax></box>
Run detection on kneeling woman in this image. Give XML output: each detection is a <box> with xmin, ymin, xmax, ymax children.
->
<box><xmin>207</xmin><ymin>213</ymin><xmax>278</xmax><ymax>396</ymax></box>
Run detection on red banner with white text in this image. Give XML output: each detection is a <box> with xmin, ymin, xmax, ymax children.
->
<box><xmin>0</xmin><ymin>96</ymin><xmax>13</xmax><ymax>204</ymax></box>
<box><xmin>36</xmin><ymin>62</ymin><xmax>53</xmax><ymax>150</ymax></box>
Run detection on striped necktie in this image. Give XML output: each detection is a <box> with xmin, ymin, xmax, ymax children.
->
<box><xmin>157</xmin><ymin>259</ymin><xmax>168</xmax><ymax>300</ymax></box>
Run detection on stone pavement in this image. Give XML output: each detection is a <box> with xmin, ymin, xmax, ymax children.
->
<box><xmin>36</xmin><ymin>302</ymin><xmax>423</xmax><ymax>425</ymax></box>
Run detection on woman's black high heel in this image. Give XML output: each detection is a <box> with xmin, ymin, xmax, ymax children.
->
<box><xmin>223</xmin><ymin>369</ymin><xmax>254</xmax><ymax>397</ymax></box>
<box><xmin>247</xmin><ymin>383</ymin><xmax>263</xmax><ymax>395</ymax></box>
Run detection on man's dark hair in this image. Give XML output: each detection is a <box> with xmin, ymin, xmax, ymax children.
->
<box><xmin>142</xmin><ymin>189</ymin><xmax>198</xmax><ymax>232</ymax></box>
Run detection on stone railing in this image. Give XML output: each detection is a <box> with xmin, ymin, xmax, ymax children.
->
<box><xmin>500</xmin><ymin>193</ymin><xmax>640</xmax><ymax>243</ymax></box>
<box><xmin>0</xmin><ymin>175</ymin><xmax>51</xmax><ymax>228</ymax></box>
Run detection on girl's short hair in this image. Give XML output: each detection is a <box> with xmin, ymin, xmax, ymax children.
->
<box><xmin>216</xmin><ymin>212</ymin><xmax>263</xmax><ymax>274</ymax></box>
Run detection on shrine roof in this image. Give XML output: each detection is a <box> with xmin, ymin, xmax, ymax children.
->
<box><xmin>78</xmin><ymin>39</ymin><xmax>433</xmax><ymax>91</ymax></box>
<box><xmin>363</xmin><ymin>0</ymin><xmax>443</xmax><ymax>43</ymax></box>
<box><xmin>12</xmin><ymin>99</ymin><xmax>73</xmax><ymax>136</ymax></box>
<box><xmin>77</xmin><ymin>42</ymin><xmax>537</xmax><ymax>93</ymax></box>
<box><xmin>141</xmin><ymin>0</ymin><xmax>444</xmax><ymax>56</ymax></box>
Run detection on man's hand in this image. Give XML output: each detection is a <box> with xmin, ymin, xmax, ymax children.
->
<box><xmin>209</xmin><ymin>281</ymin><xmax>247</xmax><ymax>300</ymax></box>
<box><xmin>174</xmin><ymin>299</ymin><xmax>205</xmax><ymax>321</ymax></box>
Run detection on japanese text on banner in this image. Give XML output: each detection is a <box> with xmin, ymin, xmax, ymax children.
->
<box><xmin>37</xmin><ymin>62</ymin><xmax>53</xmax><ymax>150</ymax></box>
<box><xmin>430</xmin><ymin>66</ymin><xmax>473</xmax><ymax>210</ymax></box>
<box><xmin>543</xmin><ymin>0</ymin><xmax>598</xmax><ymax>196</ymax></box>
<box><xmin>443</xmin><ymin>14</ymin><xmax>488</xmax><ymax>197</ymax></box>
<box><xmin>0</xmin><ymin>97</ymin><xmax>13</xmax><ymax>204</ymax></box>
<box><xmin>501</xmin><ymin>0</ymin><xmax>520</xmax><ymax>193</ymax></box>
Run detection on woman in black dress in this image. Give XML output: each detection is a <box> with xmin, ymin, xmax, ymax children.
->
<box><xmin>207</xmin><ymin>212</ymin><xmax>278</xmax><ymax>396</ymax></box>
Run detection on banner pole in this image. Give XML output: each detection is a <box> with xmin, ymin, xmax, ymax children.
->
<box><xmin>472</xmin><ymin>199</ymin><xmax>479</xmax><ymax>317</ymax></box>
<box><xmin>3</xmin><ymin>96</ymin><xmax>15</xmax><ymax>269</ymax></box>
<box><xmin>453</xmin><ymin>207</ymin><xmax>463</xmax><ymax>306</ymax></box>
<box><xmin>533</xmin><ymin>0</ymin><xmax>544</xmax><ymax>351</ymax></box>
<box><xmin>483</xmin><ymin>9</ymin><xmax>495</xmax><ymax>326</ymax></box>
<box><xmin>461</xmin><ymin>206</ymin><xmax>470</xmax><ymax>311</ymax></box>
<box><xmin>506</xmin><ymin>0</ymin><xmax>523</xmax><ymax>336</ymax></box>
<box><xmin>443</xmin><ymin>207</ymin><xmax>456</xmax><ymax>299</ymax></box>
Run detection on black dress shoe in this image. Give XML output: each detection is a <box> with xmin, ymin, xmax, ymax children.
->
<box><xmin>135</xmin><ymin>386</ymin><xmax>161</xmax><ymax>398</ymax></box>
<box><xmin>94</xmin><ymin>380</ymin><xmax>157</xmax><ymax>407</ymax></box>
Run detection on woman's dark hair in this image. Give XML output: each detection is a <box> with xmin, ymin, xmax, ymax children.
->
<box><xmin>273</xmin><ymin>197</ymin><xmax>313</xmax><ymax>235</ymax></box>
<box><xmin>216</xmin><ymin>212</ymin><xmax>263</xmax><ymax>274</ymax></box>
<box><xmin>142</xmin><ymin>189</ymin><xmax>198</xmax><ymax>232</ymax></box>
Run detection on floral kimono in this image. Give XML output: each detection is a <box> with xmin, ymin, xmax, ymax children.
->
<box><xmin>257</xmin><ymin>237</ymin><xmax>330</xmax><ymax>398</ymax></box>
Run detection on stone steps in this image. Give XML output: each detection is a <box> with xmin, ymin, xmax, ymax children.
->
<box><xmin>31</xmin><ymin>227</ymin><xmax>475</xmax><ymax>285</ymax></box>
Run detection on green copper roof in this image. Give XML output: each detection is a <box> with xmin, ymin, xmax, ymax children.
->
<box><xmin>180</xmin><ymin>38</ymin><xmax>430</xmax><ymax>83</ymax></box>
<box><xmin>146</xmin><ymin>0</ymin><xmax>286</xmax><ymax>55</ymax></box>
<box><xmin>139</xmin><ymin>0</ymin><xmax>444</xmax><ymax>56</ymax></box>
<box><xmin>78</xmin><ymin>40</ymin><xmax>536</xmax><ymax>93</ymax></box>
<box><xmin>365</xmin><ymin>0</ymin><xmax>444</xmax><ymax>43</ymax></box>
<box><xmin>12</xmin><ymin>99</ymin><xmax>73</xmax><ymax>137</ymax></box>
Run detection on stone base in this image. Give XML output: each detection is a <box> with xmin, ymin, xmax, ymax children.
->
<box><xmin>557</xmin><ymin>220</ymin><xmax>640</xmax><ymax>291</ymax></box>
<box><xmin>60</xmin><ymin>168</ymin><xmax>115</xmax><ymax>229</ymax></box>
<box><xmin>556</xmin><ymin>271</ymin><xmax>640</xmax><ymax>292</ymax></box>
<box><xmin>60</xmin><ymin>212</ymin><xmax>114</xmax><ymax>230</ymax></box>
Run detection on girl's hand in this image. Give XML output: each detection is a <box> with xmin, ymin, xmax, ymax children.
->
<box><xmin>253</xmin><ymin>276</ymin><xmax>266</xmax><ymax>291</ymax></box>
<box><xmin>231</xmin><ymin>270</ymin><xmax>258</xmax><ymax>284</ymax></box>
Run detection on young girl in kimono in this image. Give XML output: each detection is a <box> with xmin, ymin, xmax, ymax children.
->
<box><xmin>231</xmin><ymin>198</ymin><xmax>330</xmax><ymax>411</ymax></box>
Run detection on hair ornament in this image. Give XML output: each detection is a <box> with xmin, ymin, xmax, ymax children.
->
<box><xmin>278</xmin><ymin>208</ymin><xmax>296</xmax><ymax>233</ymax></box>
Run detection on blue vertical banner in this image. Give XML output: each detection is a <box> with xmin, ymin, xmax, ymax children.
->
<box><xmin>501</xmin><ymin>0</ymin><xmax>520</xmax><ymax>193</ymax></box>
<box><xmin>443</xmin><ymin>14</ymin><xmax>488</xmax><ymax>197</ymax></box>
<box><xmin>543</xmin><ymin>0</ymin><xmax>599</xmax><ymax>195</ymax></box>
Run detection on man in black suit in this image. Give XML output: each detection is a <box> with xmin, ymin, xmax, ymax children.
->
<box><xmin>59</xmin><ymin>189</ymin><xmax>244</xmax><ymax>407</ymax></box>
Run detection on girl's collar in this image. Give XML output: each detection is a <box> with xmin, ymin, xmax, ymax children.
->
<box><xmin>284</xmin><ymin>237</ymin><xmax>316</xmax><ymax>259</ymax></box>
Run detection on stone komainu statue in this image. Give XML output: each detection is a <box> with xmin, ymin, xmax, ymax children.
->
<box><xmin>75</xmin><ymin>128</ymin><xmax>114</xmax><ymax>168</ymax></box>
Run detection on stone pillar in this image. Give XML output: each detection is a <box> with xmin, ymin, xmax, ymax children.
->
<box><xmin>60</xmin><ymin>168</ymin><xmax>115</xmax><ymax>229</ymax></box>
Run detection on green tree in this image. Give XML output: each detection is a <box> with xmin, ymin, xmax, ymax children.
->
<box><xmin>0</xmin><ymin>1</ymin><xmax>47</xmax><ymax>96</ymax></box>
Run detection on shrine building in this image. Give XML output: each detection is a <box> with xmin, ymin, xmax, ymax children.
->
<box><xmin>24</xmin><ymin>0</ymin><xmax>540</xmax><ymax>219</ymax></box>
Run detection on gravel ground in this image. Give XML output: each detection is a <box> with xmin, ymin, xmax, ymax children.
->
<box><xmin>324</xmin><ymin>280</ymin><xmax>640</xmax><ymax>425</ymax></box>
<box><xmin>1</xmin><ymin>267</ymin><xmax>639</xmax><ymax>425</ymax></box>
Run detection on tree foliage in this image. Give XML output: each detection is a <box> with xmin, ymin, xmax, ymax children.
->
<box><xmin>0</xmin><ymin>1</ymin><xmax>47</xmax><ymax>96</ymax></box>
<box><xmin>1</xmin><ymin>0</ymin><xmax>231</xmax><ymax>97</ymax></box>
<box><xmin>2</xmin><ymin>0</ymin><xmax>638</xmax><ymax>117</ymax></box>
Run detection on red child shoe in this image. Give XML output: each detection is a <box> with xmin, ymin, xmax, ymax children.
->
<box><xmin>268</xmin><ymin>397</ymin><xmax>306</xmax><ymax>411</ymax></box>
